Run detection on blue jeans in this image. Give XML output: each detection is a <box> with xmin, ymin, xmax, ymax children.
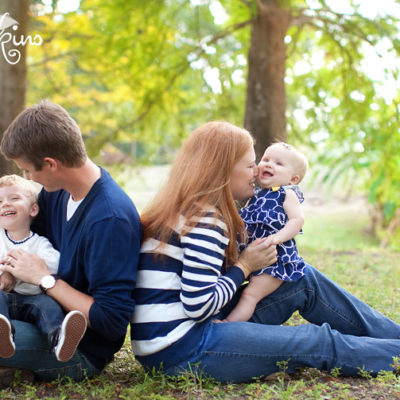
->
<box><xmin>163</xmin><ymin>265</ymin><xmax>400</xmax><ymax>382</ymax></box>
<box><xmin>0</xmin><ymin>293</ymin><xmax>100</xmax><ymax>381</ymax></box>
<box><xmin>0</xmin><ymin>291</ymin><xmax>65</xmax><ymax>345</ymax></box>
<box><xmin>0</xmin><ymin>320</ymin><xmax>99</xmax><ymax>381</ymax></box>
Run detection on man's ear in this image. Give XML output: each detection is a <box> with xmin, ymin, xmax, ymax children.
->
<box><xmin>30</xmin><ymin>203</ymin><xmax>39</xmax><ymax>218</ymax></box>
<box><xmin>290</xmin><ymin>175</ymin><xmax>300</xmax><ymax>185</ymax></box>
<box><xmin>42</xmin><ymin>157</ymin><xmax>58</xmax><ymax>171</ymax></box>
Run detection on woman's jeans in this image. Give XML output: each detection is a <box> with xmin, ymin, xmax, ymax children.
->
<box><xmin>0</xmin><ymin>292</ymin><xmax>99</xmax><ymax>381</ymax></box>
<box><xmin>163</xmin><ymin>265</ymin><xmax>400</xmax><ymax>383</ymax></box>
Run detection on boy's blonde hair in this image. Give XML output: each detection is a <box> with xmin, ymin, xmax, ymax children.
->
<box><xmin>269</xmin><ymin>142</ymin><xmax>309</xmax><ymax>183</ymax></box>
<box><xmin>0</xmin><ymin>175</ymin><xmax>39</xmax><ymax>204</ymax></box>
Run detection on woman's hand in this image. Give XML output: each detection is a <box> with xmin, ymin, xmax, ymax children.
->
<box><xmin>236</xmin><ymin>237</ymin><xmax>277</xmax><ymax>278</ymax></box>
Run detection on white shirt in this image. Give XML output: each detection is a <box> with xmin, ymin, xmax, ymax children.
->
<box><xmin>0</xmin><ymin>229</ymin><xmax>60</xmax><ymax>295</ymax></box>
<box><xmin>67</xmin><ymin>195</ymin><xmax>84</xmax><ymax>221</ymax></box>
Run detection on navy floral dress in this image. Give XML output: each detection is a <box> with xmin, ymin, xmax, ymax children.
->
<box><xmin>239</xmin><ymin>186</ymin><xmax>306</xmax><ymax>282</ymax></box>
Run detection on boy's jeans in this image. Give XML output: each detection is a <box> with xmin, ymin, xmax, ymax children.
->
<box><xmin>0</xmin><ymin>292</ymin><xmax>99</xmax><ymax>381</ymax></box>
<box><xmin>162</xmin><ymin>265</ymin><xmax>400</xmax><ymax>382</ymax></box>
<box><xmin>0</xmin><ymin>291</ymin><xmax>65</xmax><ymax>345</ymax></box>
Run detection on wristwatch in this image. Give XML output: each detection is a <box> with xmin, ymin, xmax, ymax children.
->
<box><xmin>39</xmin><ymin>274</ymin><xmax>59</xmax><ymax>293</ymax></box>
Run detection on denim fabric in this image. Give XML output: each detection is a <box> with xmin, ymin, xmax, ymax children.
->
<box><xmin>0</xmin><ymin>291</ymin><xmax>65</xmax><ymax>344</ymax></box>
<box><xmin>162</xmin><ymin>265</ymin><xmax>400</xmax><ymax>382</ymax></box>
<box><xmin>0</xmin><ymin>320</ymin><xmax>100</xmax><ymax>381</ymax></box>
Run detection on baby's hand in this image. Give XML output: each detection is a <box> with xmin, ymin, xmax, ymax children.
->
<box><xmin>0</xmin><ymin>271</ymin><xmax>16</xmax><ymax>292</ymax></box>
<box><xmin>268</xmin><ymin>234</ymin><xmax>280</xmax><ymax>245</ymax></box>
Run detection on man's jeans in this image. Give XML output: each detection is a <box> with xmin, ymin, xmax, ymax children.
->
<box><xmin>0</xmin><ymin>293</ymin><xmax>99</xmax><ymax>381</ymax></box>
<box><xmin>163</xmin><ymin>265</ymin><xmax>400</xmax><ymax>382</ymax></box>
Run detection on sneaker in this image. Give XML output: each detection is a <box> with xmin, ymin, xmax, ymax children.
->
<box><xmin>54</xmin><ymin>311</ymin><xmax>87</xmax><ymax>362</ymax></box>
<box><xmin>0</xmin><ymin>315</ymin><xmax>15</xmax><ymax>358</ymax></box>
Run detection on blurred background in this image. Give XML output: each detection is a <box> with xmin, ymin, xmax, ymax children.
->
<box><xmin>1</xmin><ymin>0</ymin><xmax>400</xmax><ymax>249</ymax></box>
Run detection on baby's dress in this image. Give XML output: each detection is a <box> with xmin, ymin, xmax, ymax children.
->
<box><xmin>239</xmin><ymin>185</ymin><xmax>306</xmax><ymax>282</ymax></box>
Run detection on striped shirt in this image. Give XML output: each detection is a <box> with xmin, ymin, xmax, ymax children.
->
<box><xmin>131</xmin><ymin>212</ymin><xmax>245</xmax><ymax>362</ymax></box>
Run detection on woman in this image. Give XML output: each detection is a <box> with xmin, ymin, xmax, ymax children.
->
<box><xmin>131</xmin><ymin>121</ymin><xmax>400</xmax><ymax>383</ymax></box>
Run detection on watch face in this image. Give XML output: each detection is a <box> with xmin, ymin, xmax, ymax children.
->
<box><xmin>41</xmin><ymin>275</ymin><xmax>56</xmax><ymax>289</ymax></box>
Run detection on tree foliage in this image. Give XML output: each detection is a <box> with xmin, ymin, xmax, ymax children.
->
<box><xmin>26</xmin><ymin>0</ymin><xmax>400</xmax><ymax>245</ymax></box>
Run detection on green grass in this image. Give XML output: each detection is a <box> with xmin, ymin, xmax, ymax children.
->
<box><xmin>2</xmin><ymin>166</ymin><xmax>400</xmax><ymax>399</ymax></box>
<box><xmin>298</xmin><ymin>214</ymin><xmax>379</xmax><ymax>251</ymax></box>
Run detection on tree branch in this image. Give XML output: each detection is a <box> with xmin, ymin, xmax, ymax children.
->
<box><xmin>108</xmin><ymin>18</ymin><xmax>255</xmax><ymax>137</ymax></box>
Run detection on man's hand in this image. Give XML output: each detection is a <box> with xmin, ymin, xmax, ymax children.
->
<box><xmin>0</xmin><ymin>249</ymin><xmax>49</xmax><ymax>286</ymax></box>
<box><xmin>0</xmin><ymin>271</ymin><xmax>16</xmax><ymax>292</ymax></box>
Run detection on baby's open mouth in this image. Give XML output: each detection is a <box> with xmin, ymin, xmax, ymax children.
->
<box><xmin>261</xmin><ymin>170</ymin><xmax>273</xmax><ymax>178</ymax></box>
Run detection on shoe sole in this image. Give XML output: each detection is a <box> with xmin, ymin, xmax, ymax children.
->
<box><xmin>55</xmin><ymin>311</ymin><xmax>87</xmax><ymax>362</ymax></box>
<box><xmin>0</xmin><ymin>316</ymin><xmax>15</xmax><ymax>358</ymax></box>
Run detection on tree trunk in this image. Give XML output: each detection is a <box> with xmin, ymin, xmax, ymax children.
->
<box><xmin>244</xmin><ymin>0</ymin><xmax>290</xmax><ymax>160</ymax></box>
<box><xmin>0</xmin><ymin>0</ymin><xmax>29</xmax><ymax>175</ymax></box>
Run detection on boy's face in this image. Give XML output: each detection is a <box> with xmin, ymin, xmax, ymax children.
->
<box><xmin>0</xmin><ymin>185</ymin><xmax>38</xmax><ymax>232</ymax></box>
<box><xmin>257</xmin><ymin>145</ymin><xmax>299</xmax><ymax>189</ymax></box>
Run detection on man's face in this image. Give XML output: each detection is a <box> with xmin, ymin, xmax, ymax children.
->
<box><xmin>14</xmin><ymin>158</ymin><xmax>60</xmax><ymax>192</ymax></box>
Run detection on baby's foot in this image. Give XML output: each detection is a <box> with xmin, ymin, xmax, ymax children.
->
<box><xmin>54</xmin><ymin>311</ymin><xmax>87</xmax><ymax>362</ymax></box>
<box><xmin>0</xmin><ymin>314</ymin><xmax>15</xmax><ymax>358</ymax></box>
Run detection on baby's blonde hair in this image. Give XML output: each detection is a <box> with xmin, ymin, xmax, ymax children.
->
<box><xmin>269</xmin><ymin>142</ymin><xmax>309</xmax><ymax>183</ymax></box>
<box><xmin>0</xmin><ymin>175</ymin><xmax>39</xmax><ymax>204</ymax></box>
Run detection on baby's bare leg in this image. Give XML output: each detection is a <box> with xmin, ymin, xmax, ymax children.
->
<box><xmin>225</xmin><ymin>274</ymin><xmax>283</xmax><ymax>322</ymax></box>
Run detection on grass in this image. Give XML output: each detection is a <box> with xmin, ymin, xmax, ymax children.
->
<box><xmin>2</xmin><ymin>165</ymin><xmax>400</xmax><ymax>399</ymax></box>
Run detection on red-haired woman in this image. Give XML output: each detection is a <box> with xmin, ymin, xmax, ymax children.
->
<box><xmin>131</xmin><ymin>121</ymin><xmax>400</xmax><ymax>383</ymax></box>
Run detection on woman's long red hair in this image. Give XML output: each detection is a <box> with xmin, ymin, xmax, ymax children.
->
<box><xmin>140</xmin><ymin>121</ymin><xmax>254</xmax><ymax>264</ymax></box>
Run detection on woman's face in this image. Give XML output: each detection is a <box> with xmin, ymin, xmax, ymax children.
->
<box><xmin>230</xmin><ymin>147</ymin><xmax>258</xmax><ymax>202</ymax></box>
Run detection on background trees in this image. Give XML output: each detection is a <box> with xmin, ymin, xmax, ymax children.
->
<box><xmin>2</xmin><ymin>0</ymin><xmax>400</xmax><ymax>244</ymax></box>
<box><xmin>0</xmin><ymin>0</ymin><xmax>29</xmax><ymax>174</ymax></box>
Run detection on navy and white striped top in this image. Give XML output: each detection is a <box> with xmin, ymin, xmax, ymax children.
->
<box><xmin>131</xmin><ymin>211</ymin><xmax>245</xmax><ymax>364</ymax></box>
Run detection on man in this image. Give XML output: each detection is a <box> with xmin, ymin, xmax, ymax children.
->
<box><xmin>0</xmin><ymin>100</ymin><xmax>141</xmax><ymax>382</ymax></box>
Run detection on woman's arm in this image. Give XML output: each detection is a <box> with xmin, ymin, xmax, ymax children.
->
<box><xmin>180</xmin><ymin>215</ymin><xmax>277</xmax><ymax>322</ymax></box>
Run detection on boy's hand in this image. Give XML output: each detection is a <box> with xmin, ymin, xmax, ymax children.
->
<box><xmin>0</xmin><ymin>271</ymin><xmax>16</xmax><ymax>292</ymax></box>
<box><xmin>0</xmin><ymin>249</ymin><xmax>49</xmax><ymax>286</ymax></box>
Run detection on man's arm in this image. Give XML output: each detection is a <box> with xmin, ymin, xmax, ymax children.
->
<box><xmin>0</xmin><ymin>250</ymin><xmax>94</xmax><ymax>323</ymax></box>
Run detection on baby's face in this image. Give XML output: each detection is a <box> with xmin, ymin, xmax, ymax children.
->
<box><xmin>257</xmin><ymin>144</ymin><xmax>298</xmax><ymax>189</ymax></box>
<box><xmin>0</xmin><ymin>185</ymin><xmax>36</xmax><ymax>232</ymax></box>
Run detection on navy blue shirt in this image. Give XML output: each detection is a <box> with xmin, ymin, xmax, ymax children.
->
<box><xmin>33</xmin><ymin>167</ymin><xmax>142</xmax><ymax>370</ymax></box>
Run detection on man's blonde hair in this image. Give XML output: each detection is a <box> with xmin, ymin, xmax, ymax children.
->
<box><xmin>1</xmin><ymin>100</ymin><xmax>87</xmax><ymax>170</ymax></box>
<box><xmin>0</xmin><ymin>175</ymin><xmax>39</xmax><ymax>204</ymax></box>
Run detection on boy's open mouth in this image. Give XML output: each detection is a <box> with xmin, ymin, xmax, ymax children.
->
<box><xmin>1</xmin><ymin>211</ymin><xmax>16</xmax><ymax>217</ymax></box>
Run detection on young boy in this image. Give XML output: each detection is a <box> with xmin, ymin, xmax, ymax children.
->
<box><xmin>225</xmin><ymin>142</ymin><xmax>308</xmax><ymax>322</ymax></box>
<box><xmin>0</xmin><ymin>174</ymin><xmax>87</xmax><ymax>362</ymax></box>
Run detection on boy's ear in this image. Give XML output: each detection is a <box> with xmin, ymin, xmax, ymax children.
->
<box><xmin>290</xmin><ymin>175</ymin><xmax>300</xmax><ymax>185</ymax></box>
<box><xmin>30</xmin><ymin>203</ymin><xmax>39</xmax><ymax>218</ymax></box>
